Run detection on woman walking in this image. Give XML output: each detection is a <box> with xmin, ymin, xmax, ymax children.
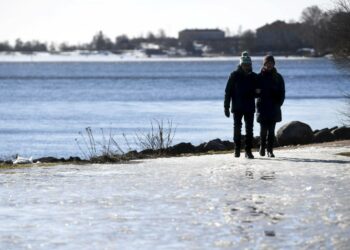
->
<box><xmin>256</xmin><ymin>55</ymin><xmax>285</xmax><ymax>157</ymax></box>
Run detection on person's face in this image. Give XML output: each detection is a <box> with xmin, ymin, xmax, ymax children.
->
<box><xmin>264</xmin><ymin>61</ymin><xmax>274</xmax><ymax>71</ymax></box>
<box><xmin>241</xmin><ymin>63</ymin><xmax>251</xmax><ymax>73</ymax></box>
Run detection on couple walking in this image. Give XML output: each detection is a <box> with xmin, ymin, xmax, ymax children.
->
<box><xmin>224</xmin><ymin>51</ymin><xmax>285</xmax><ymax>159</ymax></box>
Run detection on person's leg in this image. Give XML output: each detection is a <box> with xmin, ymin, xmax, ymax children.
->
<box><xmin>233</xmin><ymin>112</ymin><xmax>243</xmax><ymax>157</ymax></box>
<box><xmin>260</xmin><ymin>122</ymin><xmax>268</xmax><ymax>156</ymax></box>
<box><xmin>267</xmin><ymin>122</ymin><xmax>276</xmax><ymax>157</ymax></box>
<box><xmin>244</xmin><ymin>112</ymin><xmax>254</xmax><ymax>158</ymax></box>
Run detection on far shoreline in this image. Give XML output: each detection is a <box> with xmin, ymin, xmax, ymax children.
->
<box><xmin>0</xmin><ymin>51</ymin><xmax>332</xmax><ymax>63</ymax></box>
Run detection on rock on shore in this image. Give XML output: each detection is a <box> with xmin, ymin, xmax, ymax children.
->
<box><xmin>2</xmin><ymin>121</ymin><xmax>350</xmax><ymax>165</ymax></box>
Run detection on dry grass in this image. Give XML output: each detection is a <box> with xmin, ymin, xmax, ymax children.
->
<box><xmin>75</xmin><ymin>119</ymin><xmax>176</xmax><ymax>161</ymax></box>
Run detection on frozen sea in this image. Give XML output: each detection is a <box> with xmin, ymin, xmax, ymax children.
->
<box><xmin>0</xmin><ymin>56</ymin><xmax>349</xmax><ymax>158</ymax></box>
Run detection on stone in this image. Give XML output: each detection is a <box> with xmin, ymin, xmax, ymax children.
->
<box><xmin>203</xmin><ymin>139</ymin><xmax>226</xmax><ymax>151</ymax></box>
<box><xmin>34</xmin><ymin>157</ymin><xmax>61</xmax><ymax>163</ymax></box>
<box><xmin>222</xmin><ymin>140</ymin><xmax>235</xmax><ymax>150</ymax></box>
<box><xmin>124</xmin><ymin>150</ymin><xmax>139</xmax><ymax>158</ymax></box>
<box><xmin>195</xmin><ymin>143</ymin><xmax>206</xmax><ymax>153</ymax></box>
<box><xmin>313</xmin><ymin>128</ymin><xmax>335</xmax><ymax>143</ymax></box>
<box><xmin>67</xmin><ymin>156</ymin><xmax>82</xmax><ymax>162</ymax></box>
<box><xmin>331</xmin><ymin>126</ymin><xmax>350</xmax><ymax>140</ymax></box>
<box><xmin>168</xmin><ymin>142</ymin><xmax>195</xmax><ymax>155</ymax></box>
<box><xmin>139</xmin><ymin>149</ymin><xmax>155</xmax><ymax>155</ymax></box>
<box><xmin>277</xmin><ymin>121</ymin><xmax>314</xmax><ymax>146</ymax></box>
<box><xmin>253</xmin><ymin>136</ymin><xmax>260</xmax><ymax>148</ymax></box>
<box><xmin>329</xmin><ymin>126</ymin><xmax>338</xmax><ymax>131</ymax></box>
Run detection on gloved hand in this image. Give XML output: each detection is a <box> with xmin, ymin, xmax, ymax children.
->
<box><xmin>224</xmin><ymin>108</ymin><xmax>230</xmax><ymax>118</ymax></box>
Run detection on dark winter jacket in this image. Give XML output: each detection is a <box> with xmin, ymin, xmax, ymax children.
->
<box><xmin>256</xmin><ymin>68</ymin><xmax>285</xmax><ymax>123</ymax></box>
<box><xmin>224</xmin><ymin>66</ymin><xmax>258</xmax><ymax>114</ymax></box>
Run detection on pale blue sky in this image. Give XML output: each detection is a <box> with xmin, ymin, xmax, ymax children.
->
<box><xmin>0</xmin><ymin>0</ymin><xmax>333</xmax><ymax>44</ymax></box>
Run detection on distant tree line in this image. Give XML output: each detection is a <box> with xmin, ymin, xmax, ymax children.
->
<box><xmin>0</xmin><ymin>1</ymin><xmax>349</xmax><ymax>56</ymax></box>
<box><xmin>240</xmin><ymin>0</ymin><xmax>350</xmax><ymax>56</ymax></box>
<box><xmin>299</xmin><ymin>0</ymin><xmax>350</xmax><ymax>56</ymax></box>
<box><xmin>0</xmin><ymin>29</ymin><xmax>176</xmax><ymax>53</ymax></box>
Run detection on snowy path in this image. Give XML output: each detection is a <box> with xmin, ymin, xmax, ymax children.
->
<box><xmin>1</xmin><ymin>145</ymin><xmax>350</xmax><ymax>249</ymax></box>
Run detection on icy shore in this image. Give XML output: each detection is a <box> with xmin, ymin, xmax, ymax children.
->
<box><xmin>0</xmin><ymin>144</ymin><xmax>350</xmax><ymax>249</ymax></box>
<box><xmin>0</xmin><ymin>51</ymin><xmax>316</xmax><ymax>62</ymax></box>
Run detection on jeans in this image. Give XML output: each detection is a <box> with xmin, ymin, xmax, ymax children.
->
<box><xmin>260</xmin><ymin>121</ymin><xmax>276</xmax><ymax>151</ymax></box>
<box><xmin>233</xmin><ymin>112</ymin><xmax>254</xmax><ymax>150</ymax></box>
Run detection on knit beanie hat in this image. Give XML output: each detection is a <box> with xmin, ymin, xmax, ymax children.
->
<box><xmin>240</xmin><ymin>51</ymin><xmax>252</xmax><ymax>65</ymax></box>
<box><xmin>263</xmin><ymin>55</ymin><xmax>275</xmax><ymax>65</ymax></box>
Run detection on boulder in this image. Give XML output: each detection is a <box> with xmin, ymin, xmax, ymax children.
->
<box><xmin>277</xmin><ymin>121</ymin><xmax>313</xmax><ymax>146</ymax></box>
<box><xmin>203</xmin><ymin>139</ymin><xmax>226</xmax><ymax>151</ymax></box>
<box><xmin>222</xmin><ymin>140</ymin><xmax>235</xmax><ymax>150</ymax></box>
<box><xmin>241</xmin><ymin>135</ymin><xmax>249</xmax><ymax>149</ymax></box>
<box><xmin>124</xmin><ymin>150</ymin><xmax>139</xmax><ymax>159</ymax></box>
<box><xmin>195</xmin><ymin>143</ymin><xmax>206</xmax><ymax>153</ymax></box>
<box><xmin>331</xmin><ymin>126</ymin><xmax>350</xmax><ymax>140</ymax></box>
<box><xmin>313</xmin><ymin>128</ymin><xmax>335</xmax><ymax>143</ymax></box>
<box><xmin>67</xmin><ymin>156</ymin><xmax>82</xmax><ymax>162</ymax></box>
<box><xmin>139</xmin><ymin>149</ymin><xmax>155</xmax><ymax>155</ymax></box>
<box><xmin>34</xmin><ymin>157</ymin><xmax>62</xmax><ymax>163</ymax></box>
<box><xmin>253</xmin><ymin>136</ymin><xmax>260</xmax><ymax>148</ymax></box>
<box><xmin>329</xmin><ymin>126</ymin><xmax>338</xmax><ymax>131</ymax></box>
<box><xmin>168</xmin><ymin>142</ymin><xmax>195</xmax><ymax>155</ymax></box>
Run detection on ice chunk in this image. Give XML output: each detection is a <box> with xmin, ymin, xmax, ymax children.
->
<box><xmin>13</xmin><ymin>156</ymin><xmax>33</xmax><ymax>165</ymax></box>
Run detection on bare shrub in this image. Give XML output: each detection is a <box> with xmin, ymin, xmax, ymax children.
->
<box><xmin>75</xmin><ymin>119</ymin><xmax>177</xmax><ymax>161</ymax></box>
<box><xmin>75</xmin><ymin>127</ymin><xmax>126</xmax><ymax>161</ymax></box>
<box><xmin>135</xmin><ymin>119</ymin><xmax>176</xmax><ymax>152</ymax></box>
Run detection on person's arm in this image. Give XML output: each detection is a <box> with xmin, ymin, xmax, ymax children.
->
<box><xmin>278</xmin><ymin>74</ymin><xmax>285</xmax><ymax>106</ymax></box>
<box><xmin>224</xmin><ymin>73</ymin><xmax>234</xmax><ymax>117</ymax></box>
<box><xmin>224</xmin><ymin>73</ymin><xmax>234</xmax><ymax>109</ymax></box>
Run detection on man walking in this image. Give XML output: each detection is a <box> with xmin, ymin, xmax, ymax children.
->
<box><xmin>224</xmin><ymin>51</ymin><xmax>257</xmax><ymax>159</ymax></box>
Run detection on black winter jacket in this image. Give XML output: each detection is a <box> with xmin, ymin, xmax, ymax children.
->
<box><xmin>256</xmin><ymin>68</ymin><xmax>285</xmax><ymax>123</ymax></box>
<box><xmin>224</xmin><ymin>66</ymin><xmax>258</xmax><ymax>114</ymax></box>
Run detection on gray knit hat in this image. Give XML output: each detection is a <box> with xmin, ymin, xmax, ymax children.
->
<box><xmin>240</xmin><ymin>51</ymin><xmax>252</xmax><ymax>65</ymax></box>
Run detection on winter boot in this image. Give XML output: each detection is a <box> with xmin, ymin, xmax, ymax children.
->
<box><xmin>259</xmin><ymin>145</ymin><xmax>266</xmax><ymax>157</ymax></box>
<box><xmin>267</xmin><ymin>149</ymin><xmax>275</xmax><ymax>158</ymax></box>
<box><xmin>245</xmin><ymin>149</ymin><xmax>254</xmax><ymax>159</ymax></box>
<box><xmin>234</xmin><ymin>147</ymin><xmax>240</xmax><ymax>158</ymax></box>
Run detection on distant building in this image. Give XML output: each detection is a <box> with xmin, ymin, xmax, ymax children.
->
<box><xmin>178</xmin><ymin>29</ymin><xmax>239</xmax><ymax>55</ymax></box>
<box><xmin>179</xmin><ymin>29</ymin><xmax>225</xmax><ymax>44</ymax></box>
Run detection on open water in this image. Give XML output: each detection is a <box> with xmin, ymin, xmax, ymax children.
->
<box><xmin>0</xmin><ymin>57</ymin><xmax>349</xmax><ymax>158</ymax></box>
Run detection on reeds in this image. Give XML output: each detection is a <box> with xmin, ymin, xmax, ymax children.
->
<box><xmin>75</xmin><ymin>119</ymin><xmax>176</xmax><ymax>162</ymax></box>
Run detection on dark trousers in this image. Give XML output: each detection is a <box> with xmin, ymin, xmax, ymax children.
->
<box><xmin>233</xmin><ymin>112</ymin><xmax>254</xmax><ymax>150</ymax></box>
<box><xmin>260</xmin><ymin>121</ymin><xmax>276</xmax><ymax>151</ymax></box>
